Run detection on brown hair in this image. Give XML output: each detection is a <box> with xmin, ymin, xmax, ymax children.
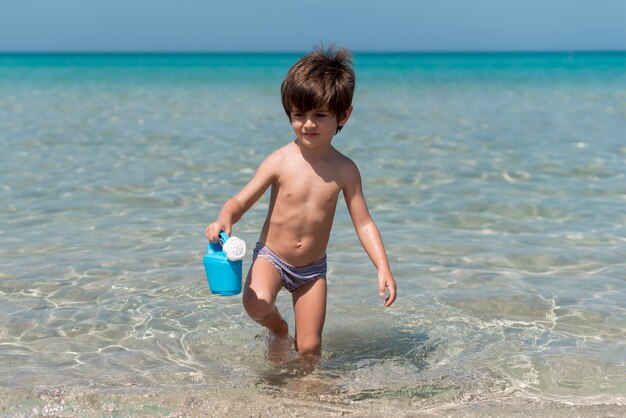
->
<box><xmin>281</xmin><ymin>45</ymin><xmax>355</xmax><ymax>131</ymax></box>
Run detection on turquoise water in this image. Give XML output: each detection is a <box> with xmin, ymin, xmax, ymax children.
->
<box><xmin>0</xmin><ymin>52</ymin><xmax>625</xmax><ymax>416</ymax></box>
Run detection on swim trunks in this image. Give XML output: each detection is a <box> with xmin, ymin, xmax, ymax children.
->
<box><xmin>252</xmin><ymin>242</ymin><xmax>327</xmax><ymax>292</ymax></box>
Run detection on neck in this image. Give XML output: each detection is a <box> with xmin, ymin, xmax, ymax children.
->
<box><xmin>294</xmin><ymin>138</ymin><xmax>334</xmax><ymax>159</ymax></box>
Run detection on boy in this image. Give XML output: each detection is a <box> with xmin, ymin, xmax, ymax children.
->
<box><xmin>206</xmin><ymin>46</ymin><xmax>396</xmax><ymax>361</ymax></box>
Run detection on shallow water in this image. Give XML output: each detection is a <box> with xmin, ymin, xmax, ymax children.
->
<box><xmin>0</xmin><ymin>52</ymin><xmax>625</xmax><ymax>416</ymax></box>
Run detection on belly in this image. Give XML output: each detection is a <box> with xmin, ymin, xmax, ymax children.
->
<box><xmin>261</xmin><ymin>205</ymin><xmax>336</xmax><ymax>266</ymax></box>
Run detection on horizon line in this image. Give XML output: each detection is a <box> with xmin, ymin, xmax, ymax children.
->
<box><xmin>0</xmin><ymin>49</ymin><xmax>624</xmax><ymax>55</ymax></box>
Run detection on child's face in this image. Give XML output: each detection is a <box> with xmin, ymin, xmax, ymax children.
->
<box><xmin>289</xmin><ymin>105</ymin><xmax>351</xmax><ymax>150</ymax></box>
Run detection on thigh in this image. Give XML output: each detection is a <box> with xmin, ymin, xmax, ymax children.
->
<box><xmin>292</xmin><ymin>278</ymin><xmax>327</xmax><ymax>341</ymax></box>
<box><xmin>243</xmin><ymin>257</ymin><xmax>284</xmax><ymax>304</ymax></box>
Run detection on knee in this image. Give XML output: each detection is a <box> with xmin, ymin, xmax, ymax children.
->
<box><xmin>242</xmin><ymin>289</ymin><xmax>274</xmax><ymax>320</ymax></box>
<box><xmin>295</xmin><ymin>335</ymin><xmax>321</xmax><ymax>356</ymax></box>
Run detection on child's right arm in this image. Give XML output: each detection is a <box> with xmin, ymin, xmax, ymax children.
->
<box><xmin>205</xmin><ymin>153</ymin><xmax>279</xmax><ymax>242</ymax></box>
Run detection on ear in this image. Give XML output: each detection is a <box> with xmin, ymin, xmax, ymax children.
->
<box><xmin>339</xmin><ymin>105</ymin><xmax>353</xmax><ymax>126</ymax></box>
<box><xmin>336</xmin><ymin>106</ymin><xmax>353</xmax><ymax>133</ymax></box>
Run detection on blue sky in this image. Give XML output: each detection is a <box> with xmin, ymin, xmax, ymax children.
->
<box><xmin>1</xmin><ymin>0</ymin><xmax>624</xmax><ymax>52</ymax></box>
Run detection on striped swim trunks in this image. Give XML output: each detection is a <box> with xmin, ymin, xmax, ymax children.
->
<box><xmin>252</xmin><ymin>242</ymin><xmax>327</xmax><ymax>292</ymax></box>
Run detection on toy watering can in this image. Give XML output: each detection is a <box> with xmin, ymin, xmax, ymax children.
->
<box><xmin>203</xmin><ymin>232</ymin><xmax>246</xmax><ymax>296</ymax></box>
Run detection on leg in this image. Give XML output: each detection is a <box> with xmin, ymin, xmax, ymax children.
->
<box><xmin>242</xmin><ymin>258</ymin><xmax>288</xmax><ymax>337</ymax></box>
<box><xmin>292</xmin><ymin>278</ymin><xmax>327</xmax><ymax>359</ymax></box>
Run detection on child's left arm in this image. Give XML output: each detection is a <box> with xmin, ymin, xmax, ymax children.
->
<box><xmin>343</xmin><ymin>162</ymin><xmax>397</xmax><ymax>307</ymax></box>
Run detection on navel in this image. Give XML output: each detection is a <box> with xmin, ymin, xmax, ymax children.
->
<box><xmin>296</xmin><ymin>242</ymin><xmax>303</xmax><ymax>249</ymax></box>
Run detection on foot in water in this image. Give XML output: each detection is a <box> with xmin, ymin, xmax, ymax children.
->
<box><xmin>265</xmin><ymin>332</ymin><xmax>294</xmax><ymax>364</ymax></box>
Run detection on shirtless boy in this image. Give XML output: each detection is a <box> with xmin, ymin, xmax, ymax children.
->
<box><xmin>206</xmin><ymin>46</ymin><xmax>396</xmax><ymax>361</ymax></box>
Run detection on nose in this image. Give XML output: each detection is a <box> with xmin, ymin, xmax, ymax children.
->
<box><xmin>303</xmin><ymin>117</ymin><xmax>316</xmax><ymax>129</ymax></box>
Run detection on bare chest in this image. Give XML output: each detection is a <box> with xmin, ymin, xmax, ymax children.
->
<box><xmin>280</xmin><ymin>174</ymin><xmax>340</xmax><ymax>204</ymax></box>
<box><xmin>276</xmin><ymin>163</ymin><xmax>343</xmax><ymax>208</ymax></box>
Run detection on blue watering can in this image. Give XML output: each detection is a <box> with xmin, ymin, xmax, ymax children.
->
<box><xmin>203</xmin><ymin>232</ymin><xmax>246</xmax><ymax>296</ymax></box>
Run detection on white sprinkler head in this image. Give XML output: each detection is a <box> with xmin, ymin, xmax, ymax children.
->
<box><xmin>223</xmin><ymin>236</ymin><xmax>246</xmax><ymax>261</ymax></box>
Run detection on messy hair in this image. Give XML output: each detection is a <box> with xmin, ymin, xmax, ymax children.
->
<box><xmin>281</xmin><ymin>45</ymin><xmax>355</xmax><ymax>131</ymax></box>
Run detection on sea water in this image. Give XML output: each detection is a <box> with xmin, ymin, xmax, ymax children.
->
<box><xmin>0</xmin><ymin>52</ymin><xmax>624</xmax><ymax>416</ymax></box>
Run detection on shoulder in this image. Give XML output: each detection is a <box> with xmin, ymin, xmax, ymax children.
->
<box><xmin>258</xmin><ymin>143</ymin><xmax>291</xmax><ymax>170</ymax></box>
<box><xmin>267</xmin><ymin>142</ymin><xmax>299</xmax><ymax>163</ymax></box>
<box><xmin>334</xmin><ymin>148</ymin><xmax>359</xmax><ymax>174</ymax></box>
<box><xmin>332</xmin><ymin>150</ymin><xmax>362</xmax><ymax>187</ymax></box>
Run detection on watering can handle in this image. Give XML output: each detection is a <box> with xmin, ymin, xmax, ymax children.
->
<box><xmin>219</xmin><ymin>231</ymin><xmax>230</xmax><ymax>245</ymax></box>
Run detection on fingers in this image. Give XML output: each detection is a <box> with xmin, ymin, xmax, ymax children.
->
<box><xmin>379</xmin><ymin>276</ymin><xmax>397</xmax><ymax>307</ymax></box>
<box><xmin>378</xmin><ymin>282</ymin><xmax>386</xmax><ymax>298</ymax></box>
<box><xmin>384</xmin><ymin>283</ymin><xmax>397</xmax><ymax>307</ymax></box>
<box><xmin>205</xmin><ymin>222</ymin><xmax>225</xmax><ymax>242</ymax></box>
<box><xmin>205</xmin><ymin>225</ymin><xmax>215</xmax><ymax>242</ymax></box>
